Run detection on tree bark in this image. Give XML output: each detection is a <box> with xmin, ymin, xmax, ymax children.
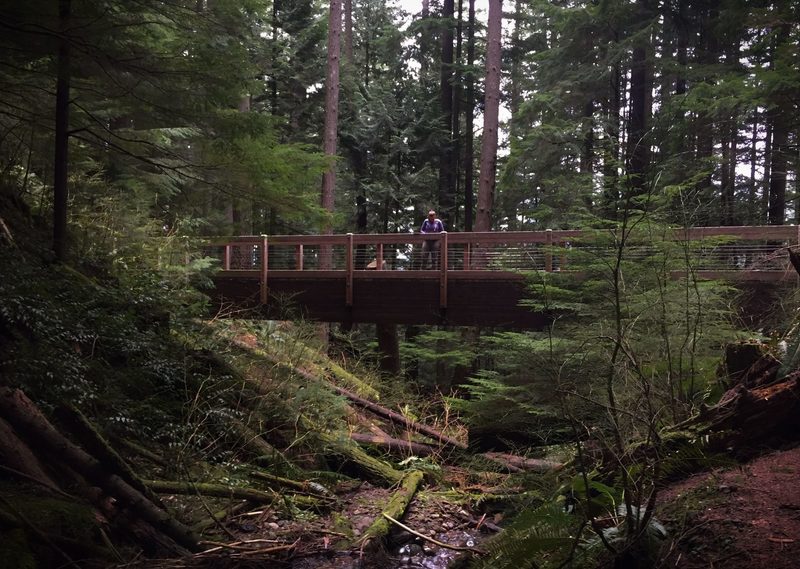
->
<box><xmin>463</xmin><ymin>0</ymin><xmax>476</xmax><ymax>231</ymax></box>
<box><xmin>474</xmin><ymin>0</ymin><xmax>502</xmax><ymax>232</ymax></box>
<box><xmin>376</xmin><ymin>323</ymin><xmax>401</xmax><ymax>376</ymax></box>
<box><xmin>321</xmin><ymin>0</ymin><xmax>342</xmax><ymax>251</ymax></box>
<box><xmin>438</xmin><ymin>0</ymin><xmax>456</xmax><ymax>228</ymax></box>
<box><xmin>626</xmin><ymin>0</ymin><xmax>651</xmax><ymax>196</ymax></box>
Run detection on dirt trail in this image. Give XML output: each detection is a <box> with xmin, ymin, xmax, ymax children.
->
<box><xmin>659</xmin><ymin>446</ymin><xmax>800</xmax><ymax>569</ymax></box>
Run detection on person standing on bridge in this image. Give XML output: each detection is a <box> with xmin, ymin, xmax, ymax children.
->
<box><xmin>420</xmin><ymin>210</ymin><xmax>445</xmax><ymax>269</ymax></box>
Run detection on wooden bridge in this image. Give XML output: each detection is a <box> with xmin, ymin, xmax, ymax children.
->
<box><xmin>206</xmin><ymin>225</ymin><xmax>799</xmax><ymax>327</ymax></box>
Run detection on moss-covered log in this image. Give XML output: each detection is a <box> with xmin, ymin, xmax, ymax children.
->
<box><xmin>318</xmin><ymin>432</ymin><xmax>404</xmax><ymax>486</ymax></box>
<box><xmin>0</xmin><ymin>388</ymin><xmax>201</xmax><ymax>553</ymax></box>
<box><xmin>360</xmin><ymin>469</ymin><xmax>424</xmax><ymax>550</ymax></box>
<box><xmin>349</xmin><ymin>433</ymin><xmax>436</xmax><ymax>457</ymax></box>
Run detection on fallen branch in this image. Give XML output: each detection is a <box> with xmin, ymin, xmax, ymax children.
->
<box><xmin>382</xmin><ymin>513</ymin><xmax>485</xmax><ymax>554</ymax></box>
<box><xmin>0</xmin><ymin>215</ymin><xmax>16</xmax><ymax>247</ymax></box>
<box><xmin>112</xmin><ymin>436</ymin><xmax>168</xmax><ymax>467</ymax></box>
<box><xmin>193</xmin><ymin>500</ymin><xmax>251</xmax><ymax>534</ymax></box>
<box><xmin>360</xmin><ymin>469</ymin><xmax>424</xmax><ymax>551</ymax></box>
<box><xmin>249</xmin><ymin>470</ymin><xmax>334</xmax><ymax>498</ymax></box>
<box><xmin>145</xmin><ymin>480</ymin><xmax>326</xmax><ymax>509</ymax></box>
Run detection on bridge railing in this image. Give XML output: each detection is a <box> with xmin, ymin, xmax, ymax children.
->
<box><xmin>207</xmin><ymin>226</ymin><xmax>799</xmax><ymax>275</ymax></box>
<box><xmin>203</xmin><ymin>226</ymin><xmax>798</xmax><ymax>308</ymax></box>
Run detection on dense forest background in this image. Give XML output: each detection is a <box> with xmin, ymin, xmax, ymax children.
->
<box><xmin>2</xmin><ymin>0</ymin><xmax>798</xmax><ymax>252</ymax></box>
<box><xmin>1</xmin><ymin>1</ymin><xmax>800</xmax><ymax>568</ymax></box>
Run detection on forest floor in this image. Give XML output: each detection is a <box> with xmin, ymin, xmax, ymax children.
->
<box><xmin>129</xmin><ymin>466</ymin><xmax>498</xmax><ymax>569</ymax></box>
<box><xmin>658</xmin><ymin>445</ymin><xmax>800</xmax><ymax>569</ymax></box>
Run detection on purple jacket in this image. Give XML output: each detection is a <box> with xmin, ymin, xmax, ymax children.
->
<box><xmin>420</xmin><ymin>219</ymin><xmax>444</xmax><ymax>234</ymax></box>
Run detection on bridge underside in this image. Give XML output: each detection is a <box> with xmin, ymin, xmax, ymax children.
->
<box><xmin>212</xmin><ymin>272</ymin><xmax>551</xmax><ymax>328</ymax></box>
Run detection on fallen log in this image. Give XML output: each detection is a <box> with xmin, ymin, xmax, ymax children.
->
<box><xmin>696</xmin><ymin>373</ymin><xmax>800</xmax><ymax>448</ymax></box>
<box><xmin>360</xmin><ymin>469</ymin><xmax>424</xmax><ymax>551</ymax></box>
<box><xmin>0</xmin><ymin>388</ymin><xmax>201</xmax><ymax>553</ymax></box>
<box><xmin>0</xmin><ymin>417</ymin><xmax>59</xmax><ymax>489</ymax></box>
<box><xmin>318</xmin><ymin>431</ymin><xmax>405</xmax><ymax>487</ymax></box>
<box><xmin>481</xmin><ymin>452</ymin><xmax>564</xmax><ymax>473</ymax></box>
<box><xmin>330</xmin><ymin>384</ymin><xmax>466</xmax><ymax>450</ymax></box>
<box><xmin>229</xmin><ymin>336</ymin><xmax>465</xmax><ymax>450</ymax></box>
<box><xmin>349</xmin><ymin>432</ymin><xmax>436</xmax><ymax>457</ymax></box>
<box><xmin>249</xmin><ymin>471</ymin><xmax>334</xmax><ymax>498</ymax></box>
<box><xmin>145</xmin><ymin>480</ymin><xmax>327</xmax><ymax>508</ymax></box>
<box><xmin>55</xmin><ymin>404</ymin><xmax>166</xmax><ymax>510</ymax></box>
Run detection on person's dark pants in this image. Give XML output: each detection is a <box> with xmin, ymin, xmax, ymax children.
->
<box><xmin>422</xmin><ymin>239</ymin><xmax>440</xmax><ymax>269</ymax></box>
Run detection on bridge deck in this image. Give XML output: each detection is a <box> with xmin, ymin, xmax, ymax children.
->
<box><xmin>202</xmin><ymin>226</ymin><xmax>799</xmax><ymax>327</ymax></box>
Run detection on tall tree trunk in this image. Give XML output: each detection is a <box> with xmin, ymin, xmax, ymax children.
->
<box><xmin>626</xmin><ymin>0</ymin><xmax>650</xmax><ymax>196</ymax></box>
<box><xmin>749</xmin><ymin>111</ymin><xmax>760</xmax><ymax>223</ymax></box>
<box><xmin>762</xmin><ymin>120</ymin><xmax>772</xmax><ymax>220</ymax></box>
<box><xmin>452</xmin><ymin>0</ymin><xmax>464</xmax><ymax>229</ymax></box>
<box><xmin>463</xmin><ymin>0</ymin><xmax>476</xmax><ymax>231</ymax></box>
<box><xmin>767</xmin><ymin>22</ymin><xmax>791</xmax><ymax>226</ymax></box>
<box><xmin>602</xmin><ymin>62</ymin><xmax>621</xmax><ymax>219</ymax></box>
<box><xmin>438</xmin><ymin>0</ymin><xmax>456</xmax><ymax>228</ymax></box>
<box><xmin>271</xmin><ymin>0</ymin><xmax>279</xmax><ymax>116</ymax></box>
<box><xmin>321</xmin><ymin>0</ymin><xmax>342</xmax><ymax>262</ymax></box>
<box><xmin>474</xmin><ymin>0</ymin><xmax>502</xmax><ymax>232</ymax></box>
<box><xmin>376</xmin><ymin>323</ymin><xmax>401</xmax><ymax>376</ymax></box>
<box><xmin>343</xmin><ymin>0</ymin><xmax>353</xmax><ymax>64</ymax></box>
<box><xmin>675</xmin><ymin>0</ymin><xmax>688</xmax><ymax>96</ymax></box>
<box><xmin>53</xmin><ymin>0</ymin><xmax>71</xmax><ymax>261</ymax></box>
<box><xmin>767</xmin><ymin>108</ymin><xmax>789</xmax><ymax>225</ymax></box>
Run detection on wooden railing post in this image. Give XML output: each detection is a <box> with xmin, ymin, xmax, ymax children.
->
<box><xmin>545</xmin><ymin>229</ymin><xmax>553</xmax><ymax>272</ymax></box>
<box><xmin>223</xmin><ymin>244</ymin><xmax>231</xmax><ymax>270</ymax></box>
<box><xmin>463</xmin><ymin>243</ymin><xmax>471</xmax><ymax>270</ymax></box>
<box><xmin>260</xmin><ymin>235</ymin><xmax>268</xmax><ymax>305</ymax></box>
<box><xmin>440</xmin><ymin>231</ymin><xmax>448</xmax><ymax>309</ymax></box>
<box><xmin>295</xmin><ymin>244</ymin><xmax>304</xmax><ymax>270</ymax></box>
<box><xmin>376</xmin><ymin>243</ymin><xmax>384</xmax><ymax>270</ymax></box>
<box><xmin>346</xmin><ymin>233</ymin><xmax>354</xmax><ymax>306</ymax></box>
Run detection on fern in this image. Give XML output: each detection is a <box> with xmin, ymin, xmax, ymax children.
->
<box><xmin>474</xmin><ymin>502</ymin><xmax>578</xmax><ymax>569</ymax></box>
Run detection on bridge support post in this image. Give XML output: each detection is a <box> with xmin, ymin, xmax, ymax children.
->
<box><xmin>440</xmin><ymin>231</ymin><xmax>448</xmax><ymax>309</ymax></box>
<box><xmin>346</xmin><ymin>233</ymin><xmax>354</xmax><ymax>306</ymax></box>
<box><xmin>260</xmin><ymin>235</ymin><xmax>268</xmax><ymax>305</ymax></box>
<box><xmin>545</xmin><ymin>229</ymin><xmax>553</xmax><ymax>272</ymax></box>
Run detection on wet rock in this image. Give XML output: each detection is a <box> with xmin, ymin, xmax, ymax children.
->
<box><xmin>398</xmin><ymin>543</ymin><xmax>424</xmax><ymax>556</ymax></box>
